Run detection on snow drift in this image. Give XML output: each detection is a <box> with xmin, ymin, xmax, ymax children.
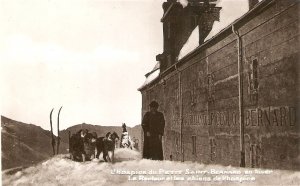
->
<box><xmin>3</xmin><ymin>149</ymin><xmax>300</xmax><ymax>186</ymax></box>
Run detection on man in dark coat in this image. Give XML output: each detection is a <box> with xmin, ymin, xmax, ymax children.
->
<box><xmin>142</xmin><ymin>101</ymin><xmax>165</xmax><ymax>160</ymax></box>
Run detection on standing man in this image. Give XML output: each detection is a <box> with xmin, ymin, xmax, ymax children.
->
<box><xmin>142</xmin><ymin>101</ymin><xmax>165</xmax><ymax>160</ymax></box>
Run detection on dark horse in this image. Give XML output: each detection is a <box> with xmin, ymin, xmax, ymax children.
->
<box><xmin>96</xmin><ymin>132</ymin><xmax>119</xmax><ymax>162</ymax></box>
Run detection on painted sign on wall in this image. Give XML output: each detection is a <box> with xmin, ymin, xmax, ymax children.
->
<box><xmin>183</xmin><ymin>106</ymin><xmax>296</xmax><ymax>127</ymax></box>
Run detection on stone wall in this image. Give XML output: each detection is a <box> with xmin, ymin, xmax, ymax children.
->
<box><xmin>140</xmin><ymin>0</ymin><xmax>299</xmax><ymax>170</ymax></box>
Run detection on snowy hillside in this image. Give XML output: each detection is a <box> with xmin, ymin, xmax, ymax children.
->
<box><xmin>3</xmin><ymin>148</ymin><xmax>300</xmax><ymax>186</ymax></box>
<box><xmin>1</xmin><ymin>116</ymin><xmax>69</xmax><ymax>170</ymax></box>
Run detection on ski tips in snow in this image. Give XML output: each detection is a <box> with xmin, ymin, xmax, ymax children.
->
<box><xmin>49</xmin><ymin>106</ymin><xmax>63</xmax><ymax>156</ymax></box>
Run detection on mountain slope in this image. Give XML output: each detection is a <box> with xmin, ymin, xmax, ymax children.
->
<box><xmin>1</xmin><ymin>116</ymin><xmax>142</xmax><ymax>170</ymax></box>
<box><xmin>1</xmin><ymin>116</ymin><xmax>68</xmax><ymax>170</ymax></box>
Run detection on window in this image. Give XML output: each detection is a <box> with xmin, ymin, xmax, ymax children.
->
<box><xmin>191</xmin><ymin>84</ymin><xmax>197</xmax><ymax>106</ymax></box>
<box><xmin>175</xmin><ymin>135</ymin><xmax>179</xmax><ymax>152</ymax></box>
<box><xmin>250</xmin><ymin>143</ymin><xmax>262</xmax><ymax>168</ymax></box>
<box><xmin>207</xmin><ymin>73</ymin><xmax>214</xmax><ymax>102</ymax></box>
<box><xmin>210</xmin><ymin>138</ymin><xmax>216</xmax><ymax>161</ymax></box>
<box><xmin>251</xmin><ymin>59</ymin><xmax>258</xmax><ymax>90</ymax></box>
<box><xmin>174</xmin><ymin>132</ymin><xmax>181</xmax><ymax>153</ymax></box>
<box><xmin>192</xmin><ymin>135</ymin><xmax>196</xmax><ymax>155</ymax></box>
<box><xmin>248</xmin><ymin>58</ymin><xmax>259</xmax><ymax>102</ymax></box>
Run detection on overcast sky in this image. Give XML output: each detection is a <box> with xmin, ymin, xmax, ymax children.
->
<box><xmin>0</xmin><ymin>0</ymin><xmax>249</xmax><ymax>132</ymax></box>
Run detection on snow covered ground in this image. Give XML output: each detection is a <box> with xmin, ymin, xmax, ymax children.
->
<box><xmin>3</xmin><ymin>148</ymin><xmax>300</xmax><ymax>186</ymax></box>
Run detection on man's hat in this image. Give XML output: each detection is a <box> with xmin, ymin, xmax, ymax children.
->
<box><xmin>149</xmin><ymin>101</ymin><xmax>159</xmax><ymax>108</ymax></box>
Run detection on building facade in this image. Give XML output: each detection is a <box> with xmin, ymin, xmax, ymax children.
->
<box><xmin>139</xmin><ymin>0</ymin><xmax>299</xmax><ymax>170</ymax></box>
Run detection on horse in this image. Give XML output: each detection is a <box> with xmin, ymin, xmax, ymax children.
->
<box><xmin>95</xmin><ymin>132</ymin><xmax>119</xmax><ymax>162</ymax></box>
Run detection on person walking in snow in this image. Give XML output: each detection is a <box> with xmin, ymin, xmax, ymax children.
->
<box><xmin>142</xmin><ymin>101</ymin><xmax>165</xmax><ymax>160</ymax></box>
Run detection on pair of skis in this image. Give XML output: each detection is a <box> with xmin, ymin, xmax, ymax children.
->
<box><xmin>50</xmin><ymin>106</ymin><xmax>62</xmax><ymax>156</ymax></box>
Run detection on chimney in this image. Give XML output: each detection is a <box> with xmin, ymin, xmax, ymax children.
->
<box><xmin>157</xmin><ymin>0</ymin><xmax>221</xmax><ymax>72</ymax></box>
<box><xmin>248</xmin><ymin>0</ymin><xmax>259</xmax><ymax>10</ymax></box>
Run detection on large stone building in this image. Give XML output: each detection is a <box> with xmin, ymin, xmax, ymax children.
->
<box><xmin>139</xmin><ymin>0</ymin><xmax>299</xmax><ymax>170</ymax></box>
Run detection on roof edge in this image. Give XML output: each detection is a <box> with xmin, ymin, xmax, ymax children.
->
<box><xmin>176</xmin><ymin>0</ymin><xmax>275</xmax><ymax>64</ymax></box>
<box><xmin>139</xmin><ymin>0</ymin><xmax>276</xmax><ymax>92</ymax></box>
